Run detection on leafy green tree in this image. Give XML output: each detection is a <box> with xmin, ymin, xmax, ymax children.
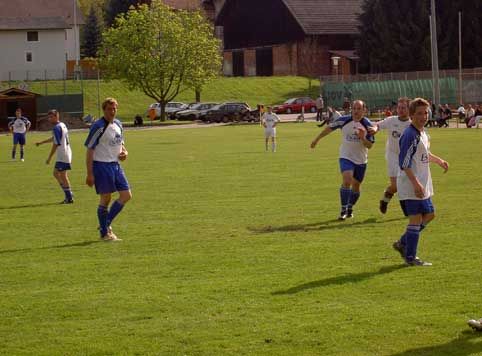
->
<box><xmin>81</xmin><ymin>5</ymin><xmax>103</xmax><ymax>58</ymax></box>
<box><xmin>99</xmin><ymin>0</ymin><xmax>222</xmax><ymax>120</ymax></box>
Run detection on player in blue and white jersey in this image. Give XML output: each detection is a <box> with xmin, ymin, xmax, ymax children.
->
<box><xmin>262</xmin><ymin>106</ymin><xmax>280</xmax><ymax>152</ymax></box>
<box><xmin>368</xmin><ymin>97</ymin><xmax>411</xmax><ymax>214</ymax></box>
<box><xmin>393</xmin><ymin>98</ymin><xmax>449</xmax><ymax>266</ymax></box>
<box><xmin>311</xmin><ymin>100</ymin><xmax>375</xmax><ymax>220</ymax></box>
<box><xmin>8</xmin><ymin>108</ymin><xmax>31</xmax><ymax>161</ymax></box>
<box><xmin>85</xmin><ymin>98</ymin><xmax>132</xmax><ymax>241</ymax></box>
<box><xmin>36</xmin><ymin>109</ymin><xmax>74</xmax><ymax>204</ymax></box>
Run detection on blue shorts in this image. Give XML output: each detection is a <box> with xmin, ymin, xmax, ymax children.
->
<box><xmin>93</xmin><ymin>161</ymin><xmax>130</xmax><ymax>195</ymax></box>
<box><xmin>13</xmin><ymin>133</ymin><xmax>26</xmax><ymax>145</ymax></box>
<box><xmin>55</xmin><ymin>162</ymin><xmax>71</xmax><ymax>171</ymax></box>
<box><xmin>339</xmin><ymin>158</ymin><xmax>367</xmax><ymax>183</ymax></box>
<box><xmin>400</xmin><ymin>198</ymin><xmax>435</xmax><ymax>217</ymax></box>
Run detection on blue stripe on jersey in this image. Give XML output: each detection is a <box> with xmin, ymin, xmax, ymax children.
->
<box><xmin>329</xmin><ymin>115</ymin><xmax>352</xmax><ymax>130</ymax></box>
<box><xmin>399</xmin><ymin>125</ymin><xmax>420</xmax><ymax>169</ymax></box>
<box><xmin>359</xmin><ymin>117</ymin><xmax>376</xmax><ymax>143</ymax></box>
<box><xmin>53</xmin><ymin>124</ymin><xmax>62</xmax><ymax>145</ymax></box>
<box><xmin>84</xmin><ymin>119</ymin><xmax>106</xmax><ymax>149</ymax></box>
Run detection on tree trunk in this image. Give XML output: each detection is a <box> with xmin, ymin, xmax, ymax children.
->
<box><xmin>195</xmin><ymin>89</ymin><xmax>201</xmax><ymax>103</ymax></box>
<box><xmin>160</xmin><ymin>101</ymin><xmax>167</xmax><ymax>121</ymax></box>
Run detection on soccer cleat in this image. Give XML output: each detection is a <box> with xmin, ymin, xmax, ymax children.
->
<box><xmin>20</xmin><ymin>158</ymin><xmax>24</xmax><ymax>162</ymax></box>
<box><xmin>346</xmin><ymin>209</ymin><xmax>354</xmax><ymax>218</ymax></box>
<box><xmin>392</xmin><ymin>241</ymin><xmax>405</xmax><ymax>259</ymax></box>
<box><xmin>338</xmin><ymin>211</ymin><xmax>348</xmax><ymax>221</ymax></box>
<box><xmin>468</xmin><ymin>319</ymin><xmax>482</xmax><ymax>331</ymax></box>
<box><xmin>379</xmin><ymin>200</ymin><xmax>388</xmax><ymax>214</ymax></box>
<box><xmin>60</xmin><ymin>199</ymin><xmax>74</xmax><ymax>204</ymax></box>
<box><xmin>405</xmin><ymin>257</ymin><xmax>432</xmax><ymax>266</ymax></box>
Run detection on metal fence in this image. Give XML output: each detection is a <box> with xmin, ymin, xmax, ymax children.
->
<box><xmin>320</xmin><ymin>67</ymin><xmax>482</xmax><ymax>110</ymax></box>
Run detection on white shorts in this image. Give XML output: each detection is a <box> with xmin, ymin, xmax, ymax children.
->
<box><xmin>265</xmin><ymin>128</ymin><xmax>276</xmax><ymax>138</ymax></box>
<box><xmin>386</xmin><ymin>152</ymin><xmax>399</xmax><ymax>178</ymax></box>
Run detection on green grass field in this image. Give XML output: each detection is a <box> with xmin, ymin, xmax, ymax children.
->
<box><xmin>1</xmin><ymin>123</ymin><xmax>481</xmax><ymax>355</ymax></box>
<box><xmin>24</xmin><ymin>76</ymin><xmax>320</xmax><ymax>121</ymax></box>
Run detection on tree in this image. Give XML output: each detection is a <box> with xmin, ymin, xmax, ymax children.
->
<box><xmin>81</xmin><ymin>5</ymin><xmax>103</xmax><ymax>58</ymax></box>
<box><xmin>99</xmin><ymin>0</ymin><xmax>222</xmax><ymax>120</ymax></box>
<box><xmin>104</xmin><ymin>0</ymin><xmax>151</xmax><ymax>27</ymax></box>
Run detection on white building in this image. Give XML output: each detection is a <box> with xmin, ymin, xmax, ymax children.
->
<box><xmin>0</xmin><ymin>0</ymin><xmax>84</xmax><ymax>81</ymax></box>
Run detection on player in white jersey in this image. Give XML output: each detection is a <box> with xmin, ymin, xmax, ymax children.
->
<box><xmin>368</xmin><ymin>97</ymin><xmax>411</xmax><ymax>214</ymax></box>
<box><xmin>8</xmin><ymin>108</ymin><xmax>31</xmax><ymax>161</ymax></box>
<box><xmin>85</xmin><ymin>98</ymin><xmax>131</xmax><ymax>241</ymax></box>
<box><xmin>392</xmin><ymin>98</ymin><xmax>449</xmax><ymax>266</ymax></box>
<box><xmin>36</xmin><ymin>109</ymin><xmax>74</xmax><ymax>203</ymax></box>
<box><xmin>262</xmin><ymin>106</ymin><xmax>280</xmax><ymax>152</ymax></box>
<box><xmin>311</xmin><ymin>100</ymin><xmax>375</xmax><ymax>220</ymax></box>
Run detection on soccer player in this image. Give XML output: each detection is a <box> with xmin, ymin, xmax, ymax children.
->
<box><xmin>393</xmin><ymin>98</ymin><xmax>449</xmax><ymax>266</ymax></box>
<box><xmin>368</xmin><ymin>97</ymin><xmax>411</xmax><ymax>214</ymax></box>
<box><xmin>468</xmin><ymin>318</ymin><xmax>482</xmax><ymax>331</ymax></box>
<box><xmin>35</xmin><ymin>109</ymin><xmax>74</xmax><ymax>204</ymax></box>
<box><xmin>262</xmin><ymin>106</ymin><xmax>280</xmax><ymax>152</ymax></box>
<box><xmin>8</xmin><ymin>108</ymin><xmax>31</xmax><ymax>161</ymax></box>
<box><xmin>310</xmin><ymin>100</ymin><xmax>375</xmax><ymax>220</ymax></box>
<box><xmin>85</xmin><ymin>98</ymin><xmax>132</xmax><ymax>241</ymax></box>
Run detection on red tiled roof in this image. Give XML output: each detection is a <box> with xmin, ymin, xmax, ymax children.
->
<box><xmin>162</xmin><ymin>0</ymin><xmax>202</xmax><ymax>10</ymax></box>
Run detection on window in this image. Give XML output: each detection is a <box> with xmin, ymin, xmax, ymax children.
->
<box><xmin>27</xmin><ymin>31</ymin><xmax>38</xmax><ymax>42</ymax></box>
<box><xmin>26</xmin><ymin>52</ymin><xmax>33</xmax><ymax>63</ymax></box>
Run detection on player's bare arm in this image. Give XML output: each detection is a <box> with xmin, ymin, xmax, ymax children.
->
<box><xmin>46</xmin><ymin>143</ymin><xmax>58</xmax><ymax>164</ymax></box>
<box><xmin>119</xmin><ymin>144</ymin><xmax>128</xmax><ymax>161</ymax></box>
<box><xmin>36</xmin><ymin>137</ymin><xmax>54</xmax><ymax>146</ymax></box>
<box><xmin>429</xmin><ymin>153</ymin><xmax>449</xmax><ymax>173</ymax></box>
<box><xmin>310</xmin><ymin>127</ymin><xmax>333</xmax><ymax>148</ymax></box>
<box><xmin>86</xmin><ymin>148</ymin><xmax>95</xmax><ymax>187</ymax></box>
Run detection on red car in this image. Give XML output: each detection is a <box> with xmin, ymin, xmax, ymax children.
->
<box><xmin>273</xmin><ymin>97</ymin><xmax>317</xmax><ymax>114</ymax></box>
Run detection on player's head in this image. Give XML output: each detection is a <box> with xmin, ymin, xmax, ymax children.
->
<box><xmin>102</xmin><ymin>98</ymin><xmax>118</xmax><ymax>120</ymax></box>
<box><xmin>351</xmin><ymin>100</ymin><xmax>366</xmax><ymax>121</ymax></box>
<box><xmin>397</xmin><ymin>97</ymin><xmax>410</xmax><ymax>118</ymax></box>
<box><xmin>266</xmin><ymin>106</ymin><xmax>272</xmax><ymax>113</ymax></box>
<box><xmin>15</xmin><ymin>108</ymin><xmax>22</xmax><ymax>117</ymax></box>
<box><xmin>47</xmin><ymin>109</ymin><xmax>60</xmax><ymax>123</ymax></box>
<box><xmin>409</xmin><ymin>98</ymin><xmax>430</xmax><ymax>126</ymax></box>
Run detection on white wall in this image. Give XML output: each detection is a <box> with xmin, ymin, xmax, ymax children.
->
<box><xmin>0</xmin><ymin>29</ymin><xmax>71</xmax><ymax>81</ymax></box>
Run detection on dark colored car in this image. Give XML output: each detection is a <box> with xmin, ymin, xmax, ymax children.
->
<box><xmin>174</xmin><ymin>102</ymin><xmax>219</xmax><ymax>120</ymax></box>
<box><xmin>273</xmin><ymin>97</ymin><xmax>317</xmax><ymax>114</ymax></box>
<box><xmin>203</xmin><ymin>102</ymin><xmax>257</xmax><ymax>123</ymax></box>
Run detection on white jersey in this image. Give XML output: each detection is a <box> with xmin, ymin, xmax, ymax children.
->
<box><xmin>328</xmin><ymin>115</ymin><xmax>375</xmax><ymax>165</ymax></box>
<box><xmin>263</xmin><ymin>113</ymin><xmax>279</xmax><ymax>129</ymax></box>
<box><xmin>376</xmin><ymin>116</ymin><xmax>411</xmax><ymax>157</ymax></box>
<box><xmin>9</xmin><ymin>117</ymin><xmax>31</xmax><ymax>134</ymax></box>
<box><xmin>397</xmin><ymin>125</ymin><xmax>433</xmax><ymax>200</ymax></box>
<box><xmin>52</xmin><ymin>122</ymin><xmax>72</xmax><ymax>163</ymax></box>
<box><xmin>84</xmin><ymin>118</ymin><xmax>124</xmax><ymax>162</ymax></box>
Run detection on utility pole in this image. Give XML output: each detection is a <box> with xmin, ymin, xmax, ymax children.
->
<box><xmin>429</xmin><ymin>0</ymin><xmax>440</xmax><ymax>110</ymax></box>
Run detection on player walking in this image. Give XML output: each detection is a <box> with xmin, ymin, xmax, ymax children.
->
<box><xmin>262</xmin><ymin>106</ymin><xmax>280</xmax><ymax>152</ymax></box>
<box><xmin>36</xmin><ymin>109</ymin><xmax>74</xmax><ymax>203</ymax></box>
<box><xmin>311</xmin><ymin>100</ymin><xmax>375</xmax><ymax>220</ymax></box>
<box><xmin>393</xmin><ymin>98</ymin><xmax>449</xmax><ymax>266</ymax></box>
<box><xmin>85</xmin><ymin>98</ymin><xmax>132</xmax><ymax>241</ymax></box>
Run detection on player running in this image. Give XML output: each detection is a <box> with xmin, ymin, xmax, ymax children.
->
<box><xmin>393</xmin><ymin>98</ymin><xmax>449</xmax><ymax>266</ymax></box>
<box><xmin>262</xmin><ymin>106</ymin><xmax>280</xmax><ymax>152</ymax></box>
<box><xmin>8</xmin><ymin>108</ymin><xmax>31</xmax><ymax>161</ymax></box>
<box><xmin>367</xmin><ymin>97</ymin><xmax>411</xmax><ymax>214</ymax></box>
<box><xmin>311</xmin><ymin>100</ymin><xmax>375</xmax><ymax>220</ymax></box>
<box><xmin>36</xmin><ymin>109</ymin><xmax>74</xmax><ymax>204</ymax></box>
<box><xmin>85</xmin><ymin>98</ymin><xmax>132</xmax><ymax>241</ymax></box>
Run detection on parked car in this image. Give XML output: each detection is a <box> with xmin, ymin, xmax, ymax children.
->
<box><xmin>174</xmin><ymin>102</ymin><xmax>219</xmax><ymax>121</ymax></box>
<box><xmin>203</xmin><ymin>102</ymin><xmax>258</xmax><ymax>123</ymax></box>
<box><xmin>273</xmin><ymin>97</ymin><xmax>317</xmax><ymax>114</ymax></box>
<box><xmin>147</xmin><ymin>102</ymin><xmax>188</xmax><ymax>120</ymax></box>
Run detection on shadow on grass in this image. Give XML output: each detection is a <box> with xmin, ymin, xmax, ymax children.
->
<box><xmin>249</xmin><ymin>217</ymin><xmax>405</xmax><ymax>234</ymax></box>
<box><xmin>0</xmin><ymin>240</ymin><xmax>101</xmax><ymax>254</ymax></box>
<box><xmin>272</xmin><ymin>264</ymin><xmax>406</xmax><ymax>295</ymax></box>
<box><xmin>0</xmin><ymin>202</ymin><xmax>60</xmax><ymax>210</ymax></box>
<box><xmin>389</xmin><ymin>330</ymin><xmax>482</xmax><ymax>356</ymax></box>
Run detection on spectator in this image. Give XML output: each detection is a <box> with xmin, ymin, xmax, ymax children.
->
<box><xmin>457</xmin><ymin>104</ymin><xmax>466</xmax><ymax>123</ymax></box>
<box><xmin>465</xmin><ymin>104</ymin><xmax>475</xmax><ymax>128</ymax></box>
<box><xmin>438</xmin><ymin>104</ymin><xmax>451</xmax><ymax>128</ymax></box>
<box><xmin>474</xmin><ymin>104</ymin><xmax>482</xmax><ymax>129</ymax></box>
<box><xmin>315</xmin><ymin>94</ymin><xmax>324</xmax><ymax>122</ymax></box>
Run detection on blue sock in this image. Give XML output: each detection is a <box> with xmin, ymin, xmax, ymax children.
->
<box><xmin>404</xmin><ymin>224</ymin><xmax>421</xmax><ymax>261</ymax></box>
<box><xmin>97</xmin><ymin>205</ymin><xmax>108</xmax><ymax>236</ymax></box>
<box><xmin>348</xmin><ymin>191</ymin><xmax>360</xmax><ymax>210</ymax></box>
<box><xmin>107</xmin><ymin>200</ymin><xmax>124</xmax><ymax>226</ymax></box>
<box><xmin>420</xmin><ymin>221</ymin><xmax>430</xmax><ymax>232</ymax></box>
<box><xmin>20</xmin><ymin>148</ymin><xmax>24</xmax><ymax>159</ymax></box>
<box><xmin>12</xmin><ymin>150</ymin><xmax>15</xmax><ymax>159</ymax></box>
<box><xmin>400</xmin><ymin>233</ymin><xmax>407</xmax><ymax>246</ymax></box>
<box><xmin>340</xmin><ymin>187</ymin><xmax>351</xmax><ymax>212</ymax></box>
<box><xmin>63</xmin><ymin>187</ymin><xmax>73</xmax><ymax>201</ymax></box>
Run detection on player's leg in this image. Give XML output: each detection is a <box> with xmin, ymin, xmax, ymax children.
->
<box><xmin>271</xmin><ymin>136</ymin><xmax>276</xmax><ymax>152</ymax></box>
<box><xmin>420</xmin><ymin>212</ymin><xmax>435</xmax><ymax>232</ymax></box>
<box><xmin>19</xmin><ymin>144</ymin><xmax>25</xmax><ymax>161</ymax></box>
<box><xmin>400</xmin><ymin>200</ymin><xmax>432</xmax><ymax>266</ymax></box>
<box><xmin>58</xmin><ymin>170</ymin><xmax>74</xmax><ymax>203</ymax></box>
<box><xmin>339</xmin><ymin>159</ymin><xmax>354</xmax><ymax>220</ymax></box>
<box><xmin>346</xmin><ymin>163</ymin><xmax>367</xmax><ymax>218</ymax></box>
<box><xmin>11</xmin><ymin>136</ymin><xmax>18</xmax><ymax>159</ymax></box>
<box><xmin>265</xmin><ymin>136</ymin><xmax>269</xmax><ymax>151</ymax></box>
<box><xmin>105</xmin><ymin>165</ymin><xmax>132</xmax><ymax>238</ymax></box>
<box><xmin>380</xmin><ymin>176</ymin><xmax>397</xmax><ymax>214</ymax></box>
<box><xmin>98</xmin><ymin>193</ymin><xmax>112</xmax><ymax>239</ymax></box>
